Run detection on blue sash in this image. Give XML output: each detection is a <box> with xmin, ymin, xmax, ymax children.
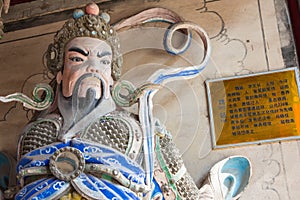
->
<box><xmin>15</xmin><ymin>139</ymin><xmax>146</xmax><ymax>200</ymax></box>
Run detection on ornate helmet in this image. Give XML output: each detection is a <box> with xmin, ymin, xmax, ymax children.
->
<box><xmin>45</xmin><ymin>3</ymin><xmax>122</xmax><ymax>80</ymax></box>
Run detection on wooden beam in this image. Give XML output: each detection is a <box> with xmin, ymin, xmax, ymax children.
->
<box><xmin>2</xmin><ymin>0</ymin><xmax>112</xmax><ymax>32</ymax></box>
<box><xmin>2</xmin><ymin>0</ymin><xmax>204</xmax><ymax>33</ymax></box>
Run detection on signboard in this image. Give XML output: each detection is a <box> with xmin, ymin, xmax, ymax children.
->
<box><xmin>206</xmin><ymin>67</ymin><xmax>300</xmax><ymax>148</ymax></box>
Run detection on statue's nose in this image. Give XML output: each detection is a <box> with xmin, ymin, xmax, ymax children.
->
<box><xmin>86</xmin><ymin>59</ymin><xmax>99</xmax><ymax>73</ymax></box>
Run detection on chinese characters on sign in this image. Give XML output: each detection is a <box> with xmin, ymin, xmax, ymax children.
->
<box><xmin>206</xmin><ymin>68</ymin><xmax>300</xmax><ymax>148</ymax></box>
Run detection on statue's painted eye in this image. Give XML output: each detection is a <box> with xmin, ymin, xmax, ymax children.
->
<box><xmin>101</xmin><ymin>60</ymin><xmax>111</xmax><ymax>65</ymax></box>
<box><xmin>69</xmin><ymin>57</ymin><xmax>84</xmax><ymax>62</ymax></box>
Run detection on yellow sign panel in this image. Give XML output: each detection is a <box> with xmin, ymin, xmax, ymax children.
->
<box><xmin>206</xmin><ymin>68</ymin><xmax>300</xmax><ymax>148</ymax></box>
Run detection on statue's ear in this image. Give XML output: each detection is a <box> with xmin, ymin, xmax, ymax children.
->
<box><xmin>56</xmin><ymin>71</ymin><xmax>63</xmax><ymax>84</ymax></box>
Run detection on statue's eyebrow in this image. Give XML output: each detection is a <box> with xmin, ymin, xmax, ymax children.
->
<box><xmin>97</xmin><ymin>51</ymin><xmax>112</xmax><ymax>58</ymax></box>
<box><xmin>68</xmin><ymin>47</ymin><xmax>89</xmax><ymax>56</ymax></box>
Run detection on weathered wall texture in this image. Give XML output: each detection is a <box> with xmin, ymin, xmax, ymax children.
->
<box><xmin>0</xmin><ymin>0</ymin><xmax>298</xmax><ymax>199</ymax></box>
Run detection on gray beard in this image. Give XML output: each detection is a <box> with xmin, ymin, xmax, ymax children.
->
<box><xmin>58</xmin><ymin>85</ymin><xmax>101</xmax><ymax>132</ymax></box>
<box><xmin>75</xmin><ymin>88</ymin><xmax>99</xmax><ymax>120</ymax></box>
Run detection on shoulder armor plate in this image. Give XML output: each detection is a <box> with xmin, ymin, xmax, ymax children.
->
<box><xmin>19</xmin><ymin>118</ymin><xmax>61</xmax><ymax>157</ymax></box>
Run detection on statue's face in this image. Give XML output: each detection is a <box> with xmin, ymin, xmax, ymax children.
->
<box><xmin>57</xmin><ymin>37</ymin><xmax>113</xmax><ymax>99</ymax></box>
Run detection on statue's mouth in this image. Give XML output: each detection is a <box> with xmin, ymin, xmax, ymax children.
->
<box><xmin>73</xmin><ymin>74</ymin><xmax>105</xmax><ymax>101</ymax></box>
<box><xmin>78</xmin><ymin>76</ymin><xmax>102</xmax><ymax>99</ymax></box>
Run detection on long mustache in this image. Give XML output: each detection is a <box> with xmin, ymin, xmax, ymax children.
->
<box><xmin>72</xmin><ymin>74</ymin><xmax>104</xmax><ymax>122</ymax></box>
<box><xmin>58</xmin><ymin>74</ymin><xmax>105</xmax><ymax>131</ymax></box>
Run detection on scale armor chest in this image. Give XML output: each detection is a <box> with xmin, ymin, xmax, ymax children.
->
<box><xmin>81</xmin><ymin>111</ymin><xmax>143</xmax><ymax>161</ymax></box>
<box><xmin>18</xmin><ymin>111</ymin><xmax>143</xmax><ymax>161</ymax></box>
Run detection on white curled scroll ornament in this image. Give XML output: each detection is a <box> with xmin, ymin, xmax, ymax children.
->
<box><xmin>112</xmin><ymin>7</ymin><xmax>211</xmax><ymax>192</ymax></box>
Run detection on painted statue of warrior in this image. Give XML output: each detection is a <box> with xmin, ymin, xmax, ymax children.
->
<box><xmin>0</xmin><ymin>3</ymin><xmax>251</xmax><ymax>200</ymax></box>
